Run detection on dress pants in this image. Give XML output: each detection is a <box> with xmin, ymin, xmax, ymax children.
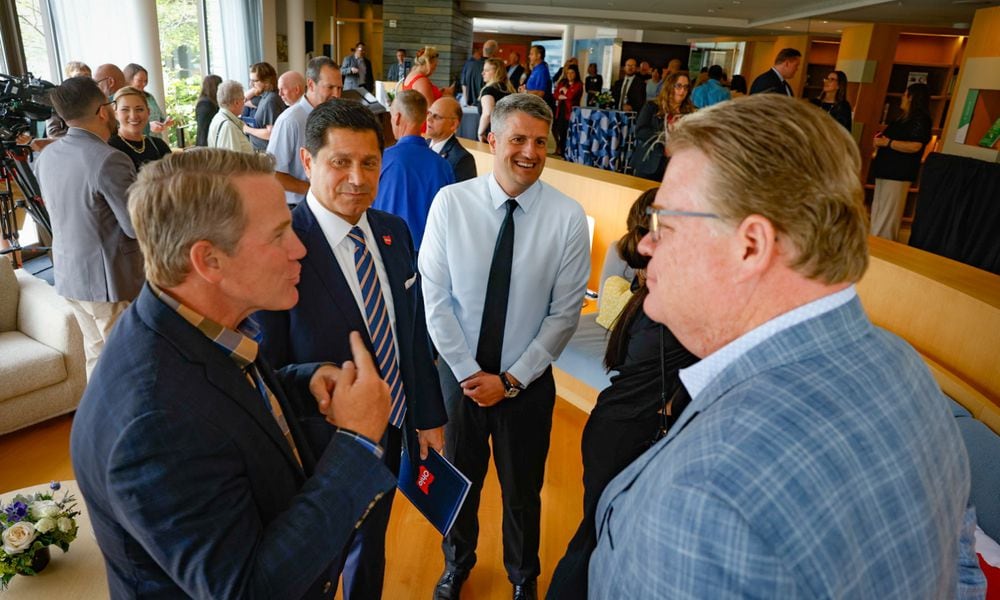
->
<box><xmin>546</xmin><ymin>408</ymin><xmax>659</xmax><ymax>599</ymax></box>
<box><xmin>64</xmin><ymin>298</ymin><xmax>129</xmax><ymax>379</ymax></box>
<box><xmin>870</xmin><ymin>178</ymin><xmax>911</xmax><ymax>241</ymax></box>
<box><xmin>334</xmin><ymin>424</ymin><xmax>402</xmax><ymax>600</ymax></box>
<box><xmin>439</xmin><ymin>360</ymin><xmax>556</xmax><ymax>585</ymax></box>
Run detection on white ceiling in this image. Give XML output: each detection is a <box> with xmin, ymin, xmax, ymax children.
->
<box><xmin>464</xmin><ymin>0</ymin><xmax>999</xmax><ymax>38</ymax></box>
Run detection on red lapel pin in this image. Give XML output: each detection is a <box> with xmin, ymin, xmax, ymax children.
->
<box><xmin>382</xmin><ymin>235</ymin><xmax>393</xmax><ymax>246</ymax></box>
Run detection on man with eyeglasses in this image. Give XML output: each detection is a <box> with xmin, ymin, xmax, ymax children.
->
<box><xmin>372</xmin><ymin>89</ymin><xmax>453</xmax><ymax>250</ymax></box>
<box><xmin>426</xmin><ymin>97</ymin><xmax>477</xmax><ymax>183</ymax></box>
<box><xmin>588</xmin><ymin>94</ymin><xmax>985</xmax><ymax>597</ymax></box>
<box><xmin>690</xmin><ymin>64</ymin><xmax>731</xmax><ymax>108</ymax></box>
<box><xmin>35</xmin><ymin>76</ymin><xmax>140</xmax><ymax>378</ymax></box>
<box><xmin>93</xmin><ymin>63</ymin><xmax>126</xmax><ymax>99</ymax></box>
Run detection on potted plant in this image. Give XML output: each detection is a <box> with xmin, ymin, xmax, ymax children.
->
<box><xmin>0</xmin><ymin>482</ymin><xmax>80</xmax><ymax>589</ymax></box>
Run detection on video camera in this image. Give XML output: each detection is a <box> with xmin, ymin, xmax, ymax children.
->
<box><xmin>0</xmin><ymin>72</ymin><xmax>54</xmax><ymax>144</ymax></box>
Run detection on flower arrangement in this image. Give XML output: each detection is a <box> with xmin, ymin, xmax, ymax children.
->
<box><xmin>0</xmin><ymin>482</ymin><xmax>79</xmax><ymax>589</ymax></box>
<box><xmin>594</xmin><ymin>91</ymin><xmax>615</xmax><ymax>109</ymax></box>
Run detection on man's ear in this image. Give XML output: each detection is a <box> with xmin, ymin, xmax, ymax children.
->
<box><xmin>733</xmin><ymin>214</ymin><xmax>779</xmax><ymax>280</ymax></box>
<box><xmin>488</xmin><ymin>131</ymin><xmax>497</xmax><ymax>153</ymax></box>
<box><xmin>188</xmin><ymin>240</ymin><xmax>225</xmax><ymax>284</ymax></box>
<box><xmin>300</xmin><ymin>147</ymin><xmax>313</xmax><ymax>180</ymax></box>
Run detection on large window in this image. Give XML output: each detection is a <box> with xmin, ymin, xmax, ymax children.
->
<box><xmin>158</xmin><ymin>0</ymin><xmax>204</xmax><ymax>147</ymax></box>
<box><xmin>15</xmin><ymin>0</ymin><xmax>51</xmax><ymax>81</ymax></box>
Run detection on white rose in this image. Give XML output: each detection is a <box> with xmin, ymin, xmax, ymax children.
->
<box><xmin>28</xmin><ymin>500</ymin><xmax>60</xmax><ymax>519</ymax></box>
<box><xmin>2</xmin><ymin>522</ymin><xmax>37</xmax><ymax>555</ymax></box>
<box><xmin>57</xmin><ymin>517</ymin><xmax>74</xmax><ymax>533</ymax></box>
<box><xmin>35</xmin><ymin>517</ymin><xmax>56</xmax><ymax>534</ymax></box>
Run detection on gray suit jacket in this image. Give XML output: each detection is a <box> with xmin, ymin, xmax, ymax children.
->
<box><xmin>590</xmin><ymin>296</ymin><xmax>985</xmax><ymax>598</ymax></box>
<box><xmin>35</xmin><ymin>127</ymin><xmax>143</xmax><ymax>303</ymax></box>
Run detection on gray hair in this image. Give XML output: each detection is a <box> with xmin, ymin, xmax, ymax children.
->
<box><xmin>217</xmin><ymin>80</ymin><xmax>244</xmax><ymax>107</ymax></box>
<box><xmin>306</xmin><ymin>56</ymin><xmax>336</xmax><ymax>83</ymax></box>
<box><xmin>491</xmin><ymin>93</ymin><xmax>552</xmax><ymax>134</ymax></box>
<box><xmin>129</xmin><ymin>149</ymin><xmax>276</xmax><ymax>287</ymax></box>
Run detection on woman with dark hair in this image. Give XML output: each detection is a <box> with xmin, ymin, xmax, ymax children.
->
<box><xmin>549</xmin><ymin>188</ymin><xmax>698</xmax><ymax>599</ymax></box>
<box><xmin>553</xmin><ymin>63</ymin><xmax>583</xmax><ymax>157</ymax></box>
<box><xmin>194</xmin><ymin>74</ymin><xmax>222</xmax><ymax>147</ymax></box>
<box><xmin>811</xmin><ymin>70</ymin><xmax>852</xmax><ymax>132</ymax></box>
<box><xmin>629</xmin><ymin>71</ymin><xmax>695</xmax><ymax>181</ymax></box>
<box><xmin>243</xmin><ymin>62</ymin><xmax>285</xmax><ymax>152</ymax></box>
<box><xmin>729</xmin><ymin>74</ymin><xmax>748</xmax><ymax>98</ymax></box>
<box><xmin>584</xmin><ymin>62</ymin><xmax>603</xmax><ymax>106</ymax></box>
<box><xmin>870</xmin><ymin>82</ymin><xmax>932</xmax><ymax>240</ymax></box>
<box><xmin>123</xmin><ymin>63</ymin><xmax>172</xmax><ymax>136</ymax></box>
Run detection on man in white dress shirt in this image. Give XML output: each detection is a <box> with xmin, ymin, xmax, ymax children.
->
<box><xmin>419</xmin><ymin>93</ymin><xmax>590</xmax><ymax>600</ymax></box>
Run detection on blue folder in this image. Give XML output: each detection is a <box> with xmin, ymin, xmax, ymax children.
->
<box><xmin>398</xmin><ymin>449</ymin><xmax>471</xmax><ymax>537</ymax></box>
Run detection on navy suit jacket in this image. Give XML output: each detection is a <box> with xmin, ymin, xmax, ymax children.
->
<box><xmin>750</xmin><ymin>68</ymin><xmax>793</xmax><ymax>96</ymax></box>
<box><xmin>611</xmin><ymin>75</ymin><xmax>646</xmax><ymax>111</ymax></box>
<box><xmin>70</xmin><ymin>285</ymin><xmax>396</xmax><ymax>599</ymax></box>
<box><xmin>438</xmin><ymin>135</ymin><xmax>477</xmax><ymax>183</ymax></box>
<box><xmin>256</xmin><ymin>205</ymin><xmax>447</xmax><ymax>457</ymax></box>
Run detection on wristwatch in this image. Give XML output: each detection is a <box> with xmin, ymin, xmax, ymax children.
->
<box><xmin>500</xmin><ymin>372</ymin><xmax>523</xmax><ymax>398</ymax></box>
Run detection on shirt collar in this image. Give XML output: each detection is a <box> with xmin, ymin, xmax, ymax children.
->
<box><xmin>306</xmin><ymin>190</ymin><xmax>372</xmax><ymax>248</ymax></box>
<box><xmin>149</xmin><ymin>282</ymin><xmax>260</xmax><ymax>368</ymax></box>
<box><xmin>487</xmin><ymin>173</ymin><xmax>541</xmax><ymax>214</ymax></box>
<box><xmin>679</xmin><ymin>285</ymin><xmax>857</xmax><ymax>401</ymax></box>
<box><xmin>771</xmin><ymin>67</ymin><xmax>786</xmax><ymax>82</ymax></box>
<box><xmin>429</xmin><ymin>134</ymin><xmax>452</xmax><ymax>154</ymax></box>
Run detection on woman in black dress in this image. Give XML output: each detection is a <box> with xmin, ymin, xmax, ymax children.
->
<box><xmin>870</xmin><ymin>82</ymin><xmax>933</xmax><ymax>240</ymax></box>
<box><xmin>194</xmin><ymin>74</ymin><xmax>222</xmax><ymax>147</ymax></box>
<box><xmin>548</xmin><ymin>188</ymin><xmax>698</xmax><ymax>599</ymax></box>
<box><xmin>108</xmin><ymin>86</ymin><xmax>171</xmax><ymax>172</ymax></box>
<box><xmin>477</xmin><ymin>57</ymin><xmax>515</xmax><ymax>142</ymax></box>
<box><xmin>810</xmin><ymin>70</ymin><xmax>852</xmax><ymax>132</ymax></box>
<box><xmin>584</xmin><ymin>62</ymin><xmax>602</xmax><ymax>106</ymax></box>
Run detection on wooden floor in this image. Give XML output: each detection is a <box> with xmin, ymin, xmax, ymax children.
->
<box><xmin>0</xmin><ymin>400</ymin><xmax>589</xmax><ymax>599</ymax></box>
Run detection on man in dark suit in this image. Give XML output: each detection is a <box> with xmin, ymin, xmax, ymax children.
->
<box><xmin>70</xmin><ymin>148</ymin><xmax>397</xmax><ymax>599</ymax></box>
<box><xmin>427</xmin><ymin>97</ymin><xmax>477</xmax><ymax>182</ymax></box>
<box><xmin>35</xmin><ymin>76</ymin><xmax>141</xmax><ymax>378</ymax></box>
<box><xmin>750</xmin><ymin>47</ymin><xmax>802</xmax><ymax>96</ymax></box>
<box><xmin>611</xmin><ymin>58</ymin><xmax>646</xmax><ymax>112</ymax></box>
<box><xmin>341</xmin><ymin>42</ymin><xmax>374</xmax><ymax>93</ymax></box>
<box><xmin>507</xmin><ymin>51</ymin><xmax>526</xmax><ymax>90</ymax></box>
<box><xmin>256</xmin><ymin>100</ymin><xmax>447</xmax><ymax>600</ymax></box>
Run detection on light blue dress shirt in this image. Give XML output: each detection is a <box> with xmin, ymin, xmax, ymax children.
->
<box><xmin>419</xmin><ymin>173</ymin><xmax>591</xmax><ymax>386</ymax></box>
<box><xmin>266</xmin><ymin>95</ymin><xmax>313</xmax><ymax>206</ymax></box>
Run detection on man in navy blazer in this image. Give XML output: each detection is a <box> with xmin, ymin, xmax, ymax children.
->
<box><xmin>588</xmin><ymin>95</ymin><xmax>985</xmax><ymax>598</ymax></box>
<box><xmin>427</xmin><ymin>97</ymin><xmax>477</xmax><ymax>183</ymax></box>
<box><xmin>70</xmin><ymin>149</ymin><xmax>397</xmax><ymax>599</ymax></box>
<box><xmin>256</xmin><ymin>100</ymin><xmax>447</xmax><ymax>600</ymax></box>
<box><xmin>749</xmin><ymin>47</ymin><xmax>801</xmax><ymax>96</ymax></box>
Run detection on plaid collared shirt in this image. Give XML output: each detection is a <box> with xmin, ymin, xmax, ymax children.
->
<box><xmin>150</xmin><ymin>284</ymin><xmax>382</xmax><ymax>459</ymax></box>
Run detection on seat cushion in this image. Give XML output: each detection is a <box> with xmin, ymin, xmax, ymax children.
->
<box><xmin>555</xmin><ymin>314</ymin><xmax>613</xmax><ymax>392</ymax></box>
<box><xmin>0</xmin><ymin>331</ymin><xmax>68</xmax><ymax>401</ymax></box>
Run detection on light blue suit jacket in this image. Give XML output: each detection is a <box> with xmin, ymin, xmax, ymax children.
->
<box><xmin>589</xmin><ymin>297</ymin><xmax>985</xmax><ymax>599</ymax></box>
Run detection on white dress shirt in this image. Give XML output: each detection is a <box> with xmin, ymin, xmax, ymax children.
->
<box><xmin>419</xmin><ymin>173</ymin><xmax>591</xmax><ymax>386</ymax></box>
<box><xmin>305</xmin><ymin>192</ymin><xmax>399</xmax><ymax>350</ymax></box>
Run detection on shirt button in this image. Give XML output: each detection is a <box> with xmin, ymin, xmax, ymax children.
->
<box><xmin>323</xmin><ymin>580</ymin><xmax>332</xmax><ymax>593</ymax></box>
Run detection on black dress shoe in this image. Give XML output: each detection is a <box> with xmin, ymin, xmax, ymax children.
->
<box><xmin>434</xmin><ymin>569</ymin><xmax>470</xmax><ymax>600</ymax></box>
<box><xmin>512</xmin><ymin>580</ymin><xmax>537</xmax><ymax>600</ymax></box>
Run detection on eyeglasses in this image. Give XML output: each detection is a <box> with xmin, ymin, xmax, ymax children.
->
<box><xmin>824</xmin><ymin>76</ymin><xmax>839</xmax><ymax>82</ymax></box>
<box><xmin>426</xmin><ymin>113</ymin><xmax>456</xmax><ymax>122</ymax></box>
<box><xmin>673</xmin><ymin>83</ymin><xmax>690</xmax><ymax>90</ymax></box>
<box><xmin>95</xmin><ymin>100</ymin><xmax>114</xmax><ymax>115</ymax></box>
<box><xmin>646</xmin><ymin>207</ymin><xmax>720</xmax><ymax>241</ymax></box>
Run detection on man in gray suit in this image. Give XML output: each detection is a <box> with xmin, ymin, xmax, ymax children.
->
<box><xmin>36</xmin><ymin>76</ymin><xmax>142</xmax><ymax>377</ymax></box>
<box><xmin>589</xmin><ymin>95</ymin><xmax>985</xmax><ymax>597</ymax></box>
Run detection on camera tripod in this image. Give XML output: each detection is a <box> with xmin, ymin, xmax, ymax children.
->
<box><xmin>0</xmin><ymin>143</ymin><xmax>51</xmax><ymax>267</ymax></box>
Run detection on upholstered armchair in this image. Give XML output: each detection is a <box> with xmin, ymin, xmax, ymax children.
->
<box><xmin>0</xmin><ymin>258</ymin><xmax>85</xmax><ymax>435</ymax></box>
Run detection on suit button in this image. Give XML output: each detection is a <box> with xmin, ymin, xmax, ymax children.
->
<box><xmin>323</xmin><ymin>580</ymin><xmax>332</xmax><ymax>593</ymax></box>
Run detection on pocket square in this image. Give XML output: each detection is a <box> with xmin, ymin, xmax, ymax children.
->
<box><xmin>404</xmin><ymin>274</ymin><xmax>418</xmax><ymax>289</ymax></box>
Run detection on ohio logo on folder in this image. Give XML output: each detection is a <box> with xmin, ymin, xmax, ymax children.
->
<box><xmin>398</xmin><ymin>449</ymin><xmax>471</xmax><ymax>536</ymax></box>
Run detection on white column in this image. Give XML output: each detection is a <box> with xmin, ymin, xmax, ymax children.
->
<box><xmin>287</xmin><ymin>0</ymin><xmax>306</xmax><ymax>74</ymax></box>
<box><xmin>562</xmin><ymin>24</ymin><xmax>575</xmax><ymax>64</ymax></box>
<box><xmin>128</xmin><ymin>0</ymin><xmax>165</xmax><ymax>112</ymax></box>
<box><xmin>262</xmin><ymin>0</ymin><xmax>278</xmax><ymax>67</ymax></box>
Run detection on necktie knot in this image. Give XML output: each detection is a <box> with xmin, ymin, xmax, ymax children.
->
<box><xmin>506</xmin><ymin>198</ymin><xmax>519</xmax><ymax>215</ymax></box>
<box><xmin>348</xmin><ymin>226</ymin><xmax>367</xmax><ymax>252</ymax></box>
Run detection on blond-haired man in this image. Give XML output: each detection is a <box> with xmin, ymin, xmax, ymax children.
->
<box><xmin>71</xmin><ymin>149</ymin><xmax>396</xmax><ymax>599</ymax></box>
<box><xmin>589</xmin><ymin>95</ymin><xmax>985</xmax><ymax>598</ymax></box>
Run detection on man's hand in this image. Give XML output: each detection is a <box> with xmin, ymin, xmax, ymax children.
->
<box><xmin>417</xmin><ymin>426</ymin><xmax>445</xmax><ymax>460</ymax></box>
<box><xmin>461</xmin><ymin>371</ymin><xmax>505</xmax><ymax>407</ymax></box>
<box><xmin>310</xmin><ymin>331</ymin><xmax>390</xmax><ymax>442</ymax></box>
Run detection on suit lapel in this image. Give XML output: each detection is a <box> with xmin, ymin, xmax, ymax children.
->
<box><xmin>440</xmin><ymin>136</ymin><xmax>457</xmax><ymax>160</ymax></box>
<box><xmin>293</xmin><ymin>204</ymin><xmax>368</xmax><ymax>337</ymax></box>
<box><xmin>367</xmin><ymin>211</ymin><xmax>411</xmax><ymax>334</ymax></box>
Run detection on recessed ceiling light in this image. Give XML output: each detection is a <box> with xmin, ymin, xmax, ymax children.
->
<box><xmin>784</xmin><ymin>25</ymin><xmax>791</xmax><ymax>29</ymax></box>
<box><xmin>708</xmin><ymin>8</ymin><xmax>715</xmax><ymax>12</ymax></box>
<box><xmin>732</xmin><ymin>0</ymin><xmax>741</xmax><ymax>4</ymax></box>
<box><xmin>823</xmin><ymin>20</ymin><xmax>829</xmax><ymax>23</ymax></box>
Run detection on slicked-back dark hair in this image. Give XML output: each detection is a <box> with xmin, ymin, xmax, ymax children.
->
<box><xmin>304</xmin><ymin>99</ymin><xmax>384</xmax><ymax>157</ymax></box>
<box><xmin>774</xmin><ymin>48</ymin><xmax>802</xmax><ymax>64</ymax></box>
<box><xmin>50</xmin><ymin>76</ymin><xmax>106</xmax><ymax>122</ymax></box>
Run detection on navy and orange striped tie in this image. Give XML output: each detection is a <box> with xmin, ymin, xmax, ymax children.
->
<box><xmin>348</xmin><ymin>226</ymin><xmax>406</xmax><ymax>428</ymax></box>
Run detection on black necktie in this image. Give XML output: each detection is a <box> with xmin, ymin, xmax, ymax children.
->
<box><xmin>620</xmin><ymin>77</ymin><xmax>630</xmax><ymax>109</ymax></box>
<box><xmin>476</xmin><ymin>199</ymin><xmax>518</xmax><ymax>374</ymax></box>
